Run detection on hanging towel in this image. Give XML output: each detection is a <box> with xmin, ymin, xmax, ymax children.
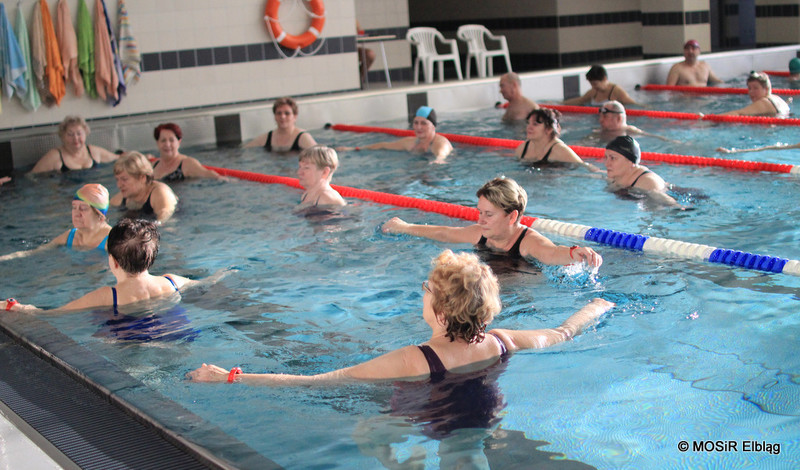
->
<box><xmin>100</xmin><ymin>0</ymin><xmax>124</xmax><ymax>105</ymax></box>
<box><xmin>76</xmin><ymin>0</ymin><xmax>95</xmax><ymax>98</ymax></box>
<box><xmin>94</xmin><ymin>0</ymin><xmax>117</xmax><ymax>103</ymax></box>
<box><xmin>15</xmin><ymin>6</ymin><xmax>40</xmax><ymax>110</ymax></box>
<box><xmin>56</xmin><ymin>0</ymin><xmax>84</xmax><ymax>96</ymax></box>
<box><xmin>117</xmin><ymin>0</ymin><xmax>139</xmax><ymax>87</ymax></box>
<box><xmin>41</xmin><ymin>0</ymin><xmax>65</xmax><ymax>106</ymax></box>
<box><xmin>30</xmin><ymin>1</ymin><xmax>52</xmax><ymax>104</ymax></box>
<box><xmin>0</xmin><ymin>3</ymin><xmax>27</xmax><ymax>99</ymax></box>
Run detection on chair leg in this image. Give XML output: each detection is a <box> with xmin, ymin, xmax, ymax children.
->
<box><xmin>487</xmin><ymin>57</ymin><xmax>493</xmax><ymax>77</ymax></box>
<box><xmin>413</xmin><ymin>58</ymin><xmax>420</xmax><ymax>85</ymax></box>
<box><xmin>453</xmin><ymin>57</ymin><xmax>463</xmax><ymax>81</ymax></box>
<box><xmin>465</xmin><ymin>56</ymin><xmax>472</xmax><ymax>80</ymax></box>
<box><xmin>504</xmin><ymin>54</ymin><xmax>512</xmax><ymax>73</ymax></box>
<box><xmin>437</xmin><ymin>61</ymin><xmax>444</xmax><ymax>82</ymax></box>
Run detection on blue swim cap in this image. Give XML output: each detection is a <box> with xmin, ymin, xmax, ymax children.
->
<box><xmin>790</xmin><ymin>58</ymin><xmax>800</xmax><ymax>74</ymax></box>
<box><xmin>415</xmin><ymin>106</ymin><xmax>437</xmax><ymax>127</ymax></box>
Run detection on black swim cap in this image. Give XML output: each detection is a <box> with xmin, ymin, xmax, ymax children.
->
<box><xmin>606</xmin><ymin>135</ymin><xmax>640</xmax><ymax>164</ymax></box>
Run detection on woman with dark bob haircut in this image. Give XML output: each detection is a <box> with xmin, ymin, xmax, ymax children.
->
<box><xmin>563</xmin><ymin>64</ymin><xmax>637</xmax><ymax>106</ymax></box>
<box><xmin>188</xmin><ymin>249</ymin><xmax>613</xmax><ymax>384</ymax></box>
<box><xmin>3</xmin><ymin>219</ymin><xmax>196</xmax><ymax>312</ymax></box>
<box><xmin>151</xmin><ymin>123</ymin><xmax>223</xmax><ymax>181</ymax></box>
<box><xmin>514</xmin><ymin>109</ymin><xmax>598</xmax><ymax>170</ymax></box>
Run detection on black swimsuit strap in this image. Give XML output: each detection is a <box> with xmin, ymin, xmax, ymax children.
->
<box><xmin>418</xmin><ymin>345</ymin><xmax>447</xmax><ymax>375</ymax></box>
<box><xmin>111</xmin><ymin>287</ymin><xmax>118</xmax><ymax>315</ymax></box>
<box><xmin>520</xmin><ymin>140</ymin><xmax>531</xmax><ymax>160</ymax></box>
<box><xmin>540</xmin><ymin>142</ymin><xmax>557</xmax><ymax>163</ymax></box>
<box><xmin>508</xmin><ymin>227</ymin><xmax>528</xmax><ymax>257</ymax></box>
<box><xmin>630</xmin><ymin>169</ymin><xmax>652</xmax><ymax>188</ymax></box>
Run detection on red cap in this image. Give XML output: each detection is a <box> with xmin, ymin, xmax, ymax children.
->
<box><xmin>684</xmin><ymin>39</ymin><xmax>700</xmax><ymax>49</ymax></box>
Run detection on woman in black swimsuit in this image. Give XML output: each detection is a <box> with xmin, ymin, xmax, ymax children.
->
<box><xmin>562</xmin><ymin>64</ymin><xmax>638</xmax><ymax>106</ymax></box>
<box><xmin>604</xmin><ymin>136</ymin><xmax>679</xmax><ymax>206</ymax></box>
<box><xmin>188</xmin><ymin>249</ymin><xmax>613</xmax><ymax>386</ymax></box>
<box><xmin>151</xmin><ymin>123</ymin><xmax>222</xmax><ymax>181</ymax></box>
<box><xmin>243</xmin><ymin>97</ymin><xmax>317</xmax><ymax>151</ymax></box>
<box><xmin>30</xmin><ymin>116</ymin><xmax>119</xmax><ymax>174</ymax></box>
<box><xmin>110</xmin><ymin>152</ymin><xmax>179</xmax><ymax>222</ymax></box>
<box><xmin>514</xmin><ymin>109</ymin><xmax>599</xmax><ymax>170</ymax></box>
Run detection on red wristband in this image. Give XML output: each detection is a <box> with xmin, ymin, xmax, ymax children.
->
<box><xmin>5</xmin><ymin>298</ymin><xmax>18</xmax><ymax>311</ymax></box>
<box><xmin>354</xmin><ymin>147</ymin><xmax>360</xmax><ymax>151</ymax></box>
<box><xmin>227</xmin><ymin>367</ymin><xmax>242</xmax><ymax>383</ymax></box>
<box><xmin>569</xmin><ymin>246</ymin><xmax>579</xmax><ymax>260</ymax></box>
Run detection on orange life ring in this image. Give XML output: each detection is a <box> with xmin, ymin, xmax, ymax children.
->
<box><xmin>264</xmin><ymin>0</ymin><xmax>326</xmax><ymax>50</ymax></box>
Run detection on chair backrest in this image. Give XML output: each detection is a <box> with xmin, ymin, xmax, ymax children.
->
<box><xmin>406</xmin><ymin>27</ymin><xmax>444</xmax><ymax>55</ymax></box>
<box><xmin>457</xmin><ymin>24</ymin><xmax>490</xmax><ymax>53</ymax></box>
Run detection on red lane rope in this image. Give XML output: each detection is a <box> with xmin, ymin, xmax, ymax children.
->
<box><xmin>540</xmin><ymin>103</ymin><xmax>800</xmax><ymax>126</ymax></box>
<box><xmin>204</xmin><ymin>164</ymin><xmax>539</xmax><ymax>226</ymax></box>
<box><xmin>328</xmin><ymin>124</ymin><xmax>796</xmax><ymax>174</ymax></box>
<box><xmin>764</xmin><ymin>70</ymin><xmax>790</xmax><ymax>77</ymax></box>
<box><xmin>641</xmin><ymin>83</ymin><xmax>800</xmax><ymax>96</ymax></box>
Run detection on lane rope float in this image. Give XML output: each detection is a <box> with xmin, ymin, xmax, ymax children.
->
<box><xmin>640</xmin><ymin>83</ymin><xmax>800</xmax><ymax>96</ymax></box>
<box><xmin>203</xmin><ymin>165</ymin><xmax>800</xmax><ymax>277</ymax></box>
<box><xmin>328</xmin><ymin>124</ymin><xmax>800</xmax><ymax>175</ymax></box>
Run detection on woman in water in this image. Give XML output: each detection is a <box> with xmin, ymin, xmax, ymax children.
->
<box><xmin>150</xmin><ymin>123</ymin><xmax>223</xmax><ymax>181</ymax></box>
<box><xmin>244</xmin><ymin>97</ymin><xmax>317</xmax><ymax>152</ymax></box>
<box><xmin>110</xmin><ymin>152</ymin><xmax>178</xmax><ymax>222</ymax></box>
<box><xmin>3</xmin><ymin>219</ymin><xmax>195</xmax><ymax>312</ymax></box>
<box><xmin>296</xmin><ymin>146</ymin><xmax>346</xmax><ymax>208</ymax></box>
<box><xmin>563</xmin><ymin>65</ymin><xmax>638</xmax><ymax>106</ymax></box>
<box><xmin>514</xmin><ymin>109</ymin><xmax>599</xmax><ymax>170</ymax></box>
<box><xmin>0</xmin><ymin>184</ymin><xmax>112</xmax><ymax>261</ymax></box>
<box><xmin>188</xmin><ymin>249</ymin><xmax>613</xmax><ymax>385</ymax></box>
<box><xmin>30</xmin><ymin>116</ymin><xmax>119</xmax><ymax>174</ymax></box>
<box><xmin>382</xmin><ymin>177</ymin><xmax>603</xmax><ymax>267</ymax></box>
<box><xmin>719</xmin><ymin>71</ymin><xmax>790</xmax><ymax>117</ymax></box>
<box><xmin>337</xmin><ymin>106</ymin><xmax>453</xmax><ymax>163</ymax></box>
<box><xmin>604</xmin><ymin>135</ymin><xmax>679</xmax><ymax>206</ymax></box>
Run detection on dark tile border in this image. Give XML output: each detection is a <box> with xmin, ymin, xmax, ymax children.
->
<box><xmin>756</xmin><ymin>4</ymin><xmax>800</xmax><ymax>17</ymax></box>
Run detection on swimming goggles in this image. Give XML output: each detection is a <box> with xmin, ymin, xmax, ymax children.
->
<box><xmin>599</xmin><ymin>107</ymin><xmax>623</xmax><ymax>114</ymax></box>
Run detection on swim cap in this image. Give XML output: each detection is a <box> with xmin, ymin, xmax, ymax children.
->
<box><xmin>790</xmin><ymin>58</ymin><xmax>800</xmax><ymax>74</ymax></box>
<box><xmin>684</xmin><ymin>39</ymin><xmax>700</xmax><ymax>49</ymax></box>
<box><xmin>415</xmin><ymin>106</ymin><xmax>437</xmax><ymax>127</ymax></box>
<box><xmin>74</xmin><ymin>184</ymin><xmax>110</xmax><ymax>215</ymax></box>
<box><xmin>606</xmin><ymin>136</ymin><xmax>641</xmax><ymax>164</ymax></box>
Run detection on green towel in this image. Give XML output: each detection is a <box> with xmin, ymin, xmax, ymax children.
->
<box><xmin>15</xmin><ymin>4</ymin><xmax>40</xmax><ymax>110</ymax></box>
<box><xmin>76</xmin><ymin>0</ymin><xmax>96</xmax><ymax>98</ymax></box>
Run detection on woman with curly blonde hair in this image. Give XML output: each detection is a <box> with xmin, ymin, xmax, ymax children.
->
<box><xmin>189</xmin><ymin>250</ymin><xmax>613</xmax><ymax>385</ymax></box>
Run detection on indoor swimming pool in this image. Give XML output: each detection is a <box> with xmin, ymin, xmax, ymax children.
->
<box><xmin>2</xmin><ymin>83</ymin><xmax>799</xmax><ymax>469</ymax></box>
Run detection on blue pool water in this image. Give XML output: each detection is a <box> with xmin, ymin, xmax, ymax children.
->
<box><xmin>2</xmin><ymin>86</ymin><xmax>800</xmax><ymax>469</ymax></box>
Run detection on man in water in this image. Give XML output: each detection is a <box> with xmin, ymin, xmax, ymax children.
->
<box><xmin>595</xmin><ymin>101</ymin><xmax>674</xmax><ymax>143</ymax></box>
<box><xmin>499</xmin><ymin>73</ymin><xmax>539</xmax><ymax>121</ymax></box>
<box><xmin>666</xmin><ymin>40</ymin><xmax>723</xmax><ymax>87</ymax></box>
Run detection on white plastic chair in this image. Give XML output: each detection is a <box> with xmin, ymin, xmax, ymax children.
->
<box><xmin>406</xmin><ymin>27</ymin><xmax>463</xmax><ymax>84</ymax></box>
<box><xmin>456</xmin><ymin>25</ymin><xmax>512</xmax><ymax>79</ymax></box>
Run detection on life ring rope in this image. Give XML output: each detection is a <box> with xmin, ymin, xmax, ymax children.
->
<box><xmin>264</xmin><ymin>0</ymin><xmax>326</xmax><ymax>58</ymax></box>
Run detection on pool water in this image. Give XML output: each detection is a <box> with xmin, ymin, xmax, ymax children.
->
<box><xmin>2</xmin><ymin>85</ymin><xmax>800</xmax><ymax>469</ymax></box>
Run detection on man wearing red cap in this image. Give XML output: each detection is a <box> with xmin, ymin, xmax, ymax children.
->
<box><xmin>666</xmin><ymin>39</ymin><xmax>722</xmax><ymax>87</ymax></box>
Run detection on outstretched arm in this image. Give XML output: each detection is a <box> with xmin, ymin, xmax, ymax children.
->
<box><xmin>520</xmin><ymin>230</ymin><xmax>603</xmax><ymax>267</ymax></box>
<box><xmin>338</xmin><ymin>137</ymin><xmax>413</xmax><ymax>153</ymax></box>
<box><xmin>717</xmin><ymin>142</ymin><xmax>800</xmax><ymax>154</ymax></box>
<box><xmin>382</xmin><ymin>217</ymin><xmax>481</xmax><ymax>244</ymax></box>
<box><xmin>491</xmin><ymin>298</ymin><xmax>614</xmax><ymax>352</ymax></box>
<box><xmin>0</xmin><ymin>230</ymin><xmax>70</xmax><ymax>262</ymax></box>
<box><xmin>563</xmin><ymin>90</ymin><xmax>592</xmax><ymax>106</ymax></box>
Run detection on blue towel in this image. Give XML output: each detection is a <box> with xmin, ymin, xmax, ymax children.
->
<box><xmin>99</xmin><ymin>0</ymin><xmax>125</xmax><ymax>106</ymax></box>
<box><xmin>0</xmin><ymin>3</ymin><xmax>27</xmax><ymax>99</ymax></box>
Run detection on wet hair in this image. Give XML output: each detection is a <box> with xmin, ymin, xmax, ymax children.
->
<box><xmin>113</xmin><ymin>152</ymin><xmax>154</xmax><ymax>185</ymax></box>
<box><xmin>154</xmin><ymin>123</ymin><xmax>183</xmax><ymax>141</ymax></box>
<box><xmin>526</xmin><ymin>108</ymin><xmax>562</xmax><ymax>138</ymax></box>
<box><xmin>476</xmin><ymin>177</ymin><xmax>527</xmax><ymax>222</ymax></box>
<box><xmin>299</xmin><ymin>145</ymin><xmax>339</xmax><ymax>173</ymax></box>
<box><xmin>58</xmin><ymin>116</ymin><xmax>90</xmax><ymax>139</ymax></box>
<box><xmin>273</xmin><ymin>97</ymin><xmax>298</xmax><ymax>115</ymax></box>
<box><xmin>428</xmin><ymin>250</ymin><xmax>501</xmax><ymax>344</ymax></box>
<box><xmin>586</xmin><ymin>65</ymin><xmax>607</xmax><ymax>82</ymax></box>
<box><xmin>747</xmin><ymin>71</ymin><xmax>772</xmax><ymax>93</ymax></box>
<box><xmin>107</xmin><ymin>218</ymin><xmax>160</xmax><ymax>274</ymax></box>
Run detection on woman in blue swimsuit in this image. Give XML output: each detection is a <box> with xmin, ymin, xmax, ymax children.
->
<box><xmin>3</xmin><ymin>219</ymin><xmax>195</xmax><ymax>312</ymax></box>
<box><xmin>0</xmin><ymin>184</ymin><xmax>112</xmax><ymax>262</ymax></box>
<box><xmin>150</xmin><ymin>123</ymin><xmax>223</xmax><ymax>181</ymax></box>
<box><xmin>188</xmin><ymin>249</ymin><xmax>613</xmax><ymax>386</ymax></box>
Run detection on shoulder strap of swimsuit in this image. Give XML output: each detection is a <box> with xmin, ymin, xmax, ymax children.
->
<box><xmin>97</xmin><ymin>234</ymin><xmax>108</xmax><ymax>251</ymax></box>
<box><xmin>541</xmin><ymin>142</ymin><xmax>557</xmax><ymax>162</ymax></box>
<box><xmin>291</xmin><ymin>131</ymin><xmax>305</xmax><ymax>151</ymax></box>
<box><xmin>152</xmin><ymin>160</ymin><xmax>160</xmax><ymax>168</ymax></box>
<box><xmin>520</xmin><ymin>140</ymin><xmax>531</xmax><ymax>159</ymax></box>
<box><xmin>607</xmin><ymin>84</ymin><xmax>616</xmax><ymax>100</ymax></box>
<box><xmin>417</xmin><ymin>345</ymin><xmax>447</xmax><ymax>374</ymax></box>
<box><xmin>767</xmin><ymin>95</ymin><xmax>781</xmax><ymax>113</ymax></box>
<box><xmin>86</xmin><ymin>145</ymin><xmax>95</xmax><ymax>167</ymax></box>
<box><xmin>111</xmin><ymin>287</ymin><xmax>118</xmax><ymax>315</ymax></box>
<box><xmin>163</xmin><ymin>275</ymin><xmax>179</xmax><ymax>292</ymax></box>
<box><xmin>630</xmin><ymin>169</ymin><xmax>652</xmax><ymax>188</ymax></box>
<box><xmin>476</xmin><ymin>235</ymin><xmax>488</xmax><ymax>247</ymax></box>
<box><xmin>509</xmin><ymin>227</ymin><xmax>528</xmax><ymax>257</ymax></box>
<box><xmin>486</xmin><ymin>332</ymin><xmax>508</xmax><ymax>357</ymax></box>
<box><xmin>264</xmin><ymin>130</ymin><xmax>273</xmax><ymax>150</ymax></box>
<box><xmin>66</xmin><ymin>228</ymin><xmax>77</xmax><ymax>248</ymax></box>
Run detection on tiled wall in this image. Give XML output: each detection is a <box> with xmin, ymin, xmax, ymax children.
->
<box><xmin>755</xmin><ymin>0</ymin><xmax>800</xmax><ymax>46</ymax></box>
<box><xmin>0</xmin><ymin>0</ymin><xmax>410</xmax><ymax>135</ymax></box>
